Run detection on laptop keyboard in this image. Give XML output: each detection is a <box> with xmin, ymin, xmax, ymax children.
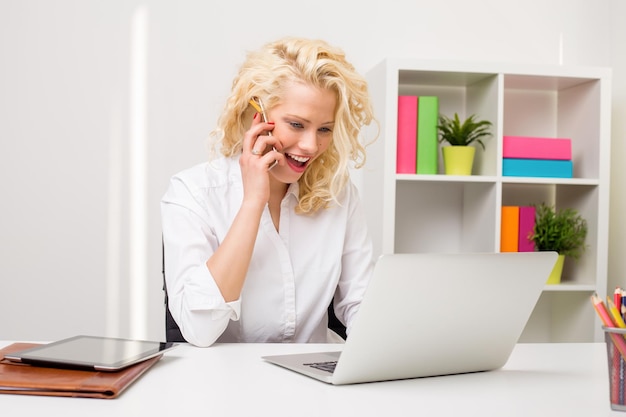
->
<box><xmin>304</xmin><ymin>361</ymin><xmax>337</xmax><ymax>373</ymax></box>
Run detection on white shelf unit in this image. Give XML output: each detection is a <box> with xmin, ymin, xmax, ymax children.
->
<box><xmin>362</xmin><ymin>59</ymin><xmax>612</xmax><ymax>342</ymax></box>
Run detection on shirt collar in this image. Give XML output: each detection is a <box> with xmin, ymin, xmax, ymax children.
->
<box><xmin>286</xmin><ymin>182</ymin><xmax>300</xmax><ymax>200</ymax></box>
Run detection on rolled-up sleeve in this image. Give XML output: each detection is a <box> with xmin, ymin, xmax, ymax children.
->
<box><xmin>161</xmin><ymin>171</ymin><xmax>240</xmax><ymax>347</ymax></box>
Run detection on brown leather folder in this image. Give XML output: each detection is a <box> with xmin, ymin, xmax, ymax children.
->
<box><xmin>0</xmin><ymin>342</ymin><xmax>161</xmax><ymax>399</ymax></box>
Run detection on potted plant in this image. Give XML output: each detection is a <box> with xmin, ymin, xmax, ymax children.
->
<box><xmin>529</xmin><ymin>203</ymin><xmax>588</xmax><ymax>284</ymax></box>
<box><xmin>437</xmin><ymin>113</ymin><xmax>492</xmax><ymax>175</ymax></box>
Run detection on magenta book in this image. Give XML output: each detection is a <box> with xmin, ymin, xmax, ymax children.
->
<box><xmin>396</xmin><ymin>96</ymin><xmax>418</xmax><ymax>174</ymax></box>
<box><xmin>518</xmin><ymin>206</ymin><xmax>536</xmax><ymax>252</ymax></box>
<box><xmin>503</xmin><ymin>136</ymin><xmax>572</xmax><ymax>160</ymax></box>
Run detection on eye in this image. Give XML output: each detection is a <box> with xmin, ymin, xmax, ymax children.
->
<box><xmin>289</xmin><ymin>121</ymin><xmax>304</xmax><ymax>129</ymax></box>
<box><xmin>318</xmin><ymin>127</ymin><xmax>333</xmax><ymax>134</ymax></box>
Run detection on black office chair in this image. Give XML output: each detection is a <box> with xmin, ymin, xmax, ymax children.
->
<box><xmin>162</xmin><ymin>241</ymin><xmax>346</xmax><ymax>342</ymax></box>
<box><xmin>162</xmin><ymin>241</ymin><xmax>187</xmax><ymax>343</ymax></box>
<box><xmin>327</xmin><ymin>301</ymin><xmax>347</xmax><ymax>340</ymax></box>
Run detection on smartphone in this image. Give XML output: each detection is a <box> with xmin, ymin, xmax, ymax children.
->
<box><xmin>249</xmin><ymin>96</ymin><xmax>278</xmax><ymax>169</ymax></box>
<box><xmin>249</xmin><ymin>96</ymin><xmax>272</xmax><ymax>136</ymax></box>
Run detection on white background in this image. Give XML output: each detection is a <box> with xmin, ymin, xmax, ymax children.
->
<box><xmin>1</xmin><ymin>0</ymin><xmax>625</xmax><ymax>341</ymax></box>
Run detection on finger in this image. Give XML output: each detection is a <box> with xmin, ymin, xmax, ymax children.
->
<box><xmin>251</xmin><ymin>147</ymin><xmax>280</xmax><ymax>169</ymax></box>
<box><xmin>250</xmin><ymin>114</ymin><xmax>275</xmax><ymax>137</ymax></box>
<box><xmin>265</xmin><ymin>149</ymin><xmax>283</xmax><ymax>171</ymax></box>
<box><xmin>250</xmin><ymin>136</ymin><xmax>272</xmax><ymax>157</ymax></box>
<box><xmin>243</xmin><ymin>114</ymin><xmax>273</xmax><ymax>154</ymax></box>
<box><xmin>251</xmin><ymin>132</ymin><xmax>280</xmax><ymax>157</ymax></box>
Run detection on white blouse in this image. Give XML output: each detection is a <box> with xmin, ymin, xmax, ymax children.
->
<box><xmin>160</xmin><ymin>157</ymin><xmax>374</xmax><ymax>347</ymax></box>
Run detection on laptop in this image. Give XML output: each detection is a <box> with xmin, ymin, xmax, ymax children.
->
<box><xmin>4</xmin><ymin>335</ymin><xmax>178</xmax><ymax>371</ymax></box>
<box><xmin>262</xmin><ymin>251</ymin><xmax>557</xmax><ymax>385</ymax></box>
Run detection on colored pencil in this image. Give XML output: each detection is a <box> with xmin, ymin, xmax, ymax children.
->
<box><xmin>593</xmin><ymin>293</ymin><xmax>626</xmax><ymax>405</ymax></box>
<box><xmin>590</xmin><ymin>293</ymin><xmax>626</xmax><ymax>358</ymax></box>
<box><xmin>593</xmin><ymin>293</ymin><xmax>617</xmax><ymax>327</ymax></box>
<box><xmin>608</xmin><ymin>297</ymin><xmax>626</xmax><ymax>329</ymax></box>
<box><xmin>608</xmin><ymin>296</ymin><xmax>626</xmax><ymax>404</ymax></box>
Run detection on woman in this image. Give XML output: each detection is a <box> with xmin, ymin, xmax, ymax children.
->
<box><xmin>161</xmin><ymin>37</ymin><xmax>377</xmax><ymax>347</ymax></box>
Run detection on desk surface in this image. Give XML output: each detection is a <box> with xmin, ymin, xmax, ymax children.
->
<box><xmin>0</xmin><ymin>341</ymin><xmax>621</xmax><ymax>416</ymax></box>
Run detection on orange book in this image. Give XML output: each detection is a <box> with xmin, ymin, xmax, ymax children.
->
<box><xmin>500</xmin><ymin>206</ymin><xmax>519</xmax><ymax>252</ymax></box>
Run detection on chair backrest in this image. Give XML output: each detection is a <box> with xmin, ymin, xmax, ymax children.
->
<box><xmin>162</xmin><ymin>240</ymin><xmax>187</xmax><ymax>343</ymax></box>
<box><xmin>327</xmin><ymin>301</ymin><xmax>347</xmax><ymax>340</ymax></box>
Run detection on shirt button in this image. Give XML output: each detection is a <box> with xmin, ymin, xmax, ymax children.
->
<box><xmin>287</xmin><ymin>313</ymin><xmax>295</xmax><ymax>323</ymax></box>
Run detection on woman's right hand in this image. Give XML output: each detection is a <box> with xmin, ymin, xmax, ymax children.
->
<box><xmin>239</xmin><ymin>113</ymin><xmax>283</xmax><ymax>207</ymax></box>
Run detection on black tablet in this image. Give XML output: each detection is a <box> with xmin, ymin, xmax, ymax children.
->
<box><xmin>4</xmin><ymin>335</ymin><xmax>178</xmax><ymax>371</ymax></box>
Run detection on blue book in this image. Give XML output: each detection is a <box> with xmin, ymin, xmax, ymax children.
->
<box><xmin>502</xmin><ymin>158</ymin><xmax>573</xmax><ymax>178</ymax></box>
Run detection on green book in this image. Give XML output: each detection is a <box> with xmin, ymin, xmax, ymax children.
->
<box><xmin>417</xmin><ymin>96</ymin><xmax>439</xmax><ymax>174</ymax></box>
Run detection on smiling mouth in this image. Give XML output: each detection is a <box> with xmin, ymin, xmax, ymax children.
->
<box><xmin>286</xmin><ymin>153</ymin><xmax>311</xmax><ymax>168</ymax></box>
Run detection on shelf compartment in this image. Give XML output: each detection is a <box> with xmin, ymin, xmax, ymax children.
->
<box><xmin>394</xmin><ymin>181</ymin><xmax>497</xmax><ymax>254</ymax></box>
<box><xmin>520</xmin><ymin>291</ymin><xmax>596</xmax><ymax>342</ymax></box>
<box><xmin>397</xmin><ymin>70</ymin><xmax>499</xmax><ymax>177</ymax></box>
<box><xmin>503</xmin><ymin>74</ymin><xmax>601</xmax><ymax>180</ymax></box>
<box><xmin>501</xmin><ymin>182</ymin><xmax>598</xmax><ymax>287</ymax></box>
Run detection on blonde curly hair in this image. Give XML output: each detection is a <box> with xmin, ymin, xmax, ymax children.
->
<box><xmin>208</xmin><ymin>37</ymin><xmax>377</xmax><ymax>214</ymax></box>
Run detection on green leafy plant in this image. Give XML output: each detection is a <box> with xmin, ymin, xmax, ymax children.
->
<box><xmin>529</xmin><ymin>203</ymin><xmax>588</xmax><ymax>260</ymax></box>
<box><xmin>437</xmin><ymin>113</ymin><xmax>492</xmax><ymax>150</ymax></box>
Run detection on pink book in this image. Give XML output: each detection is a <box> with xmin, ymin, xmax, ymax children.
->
<box><xmin>503</xmin><ymin>136</ymin><xmax>572</xmax><ymax>160</ymax></box>
<box><xmin>396</xmin><ymin>96</ymin><xmax>418</xmax><ymax>174</ymax></box>
<box><xmin>518</xmin><ymin>206</ymin><xmax>536</xmax><ymax>252</ymax></box>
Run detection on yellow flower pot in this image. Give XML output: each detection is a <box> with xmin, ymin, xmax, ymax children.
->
<box><xmin>442</xmin><ymin>146</ymin><xmax>475</xmax><ymax>175</ymax></box>
<box><xmin>546</xmin><ymin>254</ymin><xmax>565</xmax><ymax>285</ymax></box>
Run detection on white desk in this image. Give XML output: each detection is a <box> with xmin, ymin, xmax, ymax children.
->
<box><xmin>0</xmin><ymin>341</ymin><xmax>621</xmax><ymax>416</ymax></box>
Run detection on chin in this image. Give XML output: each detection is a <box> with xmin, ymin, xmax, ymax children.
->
<box><xmin>270</xmin><ymin>166</ymin><xmax>304</xmax><ymax>184</ymax></box>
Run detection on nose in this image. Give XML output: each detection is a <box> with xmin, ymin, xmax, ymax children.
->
<box><xmin>298</xmin><ymin>130</ymin><xmax>318</xmax><ymax>154</ymax></box>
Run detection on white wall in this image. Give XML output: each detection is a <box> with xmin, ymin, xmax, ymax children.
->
<box><xmin>0</xmin><ymin>0</ymin><xmax>620</xmax><ymax>341</ymax></box>
<box><xmin>609</xmin><ymin>0</ymin><xmax>626</xmax><ymax>297</ymax></box>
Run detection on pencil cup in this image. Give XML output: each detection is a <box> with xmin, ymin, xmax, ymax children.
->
<box><xmin>603</xmin><ymin>327</ymin><xmax>626</xmax><ymax>411</ymax></box>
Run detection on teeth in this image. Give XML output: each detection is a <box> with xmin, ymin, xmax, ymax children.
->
<box><xmin>288</xmin><ymin>154</ymin><xmax>310</xmax><ymax>163</ymax></box>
